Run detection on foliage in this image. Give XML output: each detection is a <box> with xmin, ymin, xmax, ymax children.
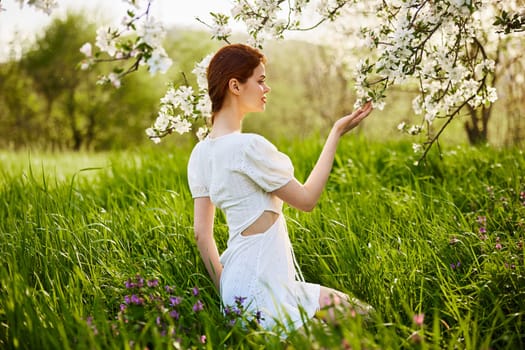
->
<box><xmin>0</xmin><ymin>14</ymin><xmax>214</xmax><ymax>150</ymax></box>
<box><xmin>0</xmin><ymin>138</ymin><xmax>524</xmax><ymax>348</ymax></box>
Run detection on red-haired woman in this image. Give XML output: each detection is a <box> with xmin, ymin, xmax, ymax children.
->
<box><xmin>187</xmin><ymin>43</ymin><xmax>374</xmax><ymax>332</ymax></box>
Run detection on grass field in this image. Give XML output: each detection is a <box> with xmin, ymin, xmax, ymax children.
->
<box><xmin>0</xmin><ymin>137</ymin><xmax>524</xmax><ymax>349</ymax></box>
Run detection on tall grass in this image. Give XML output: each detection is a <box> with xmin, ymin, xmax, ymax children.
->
<box><xmin>0</xmin><ymin>138</ymin><xmax>523</xmax><ymax>349</ymax></box>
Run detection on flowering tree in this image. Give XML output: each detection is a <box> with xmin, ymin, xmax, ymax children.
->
<box><xmin>144</xmin><ymin>0</ymin><xmax>525</xmax><ymax>162</ymax></box>
<box><xmin>6</xmin><ymin>0</ymin><xmax>524</xmax><ymax>159</ymax></box>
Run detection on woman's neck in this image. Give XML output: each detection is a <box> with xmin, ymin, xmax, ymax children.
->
<box><xmin>209</xmin><ymin>108</ymin><xmax>243</xmax><ymax>138</ymax></box>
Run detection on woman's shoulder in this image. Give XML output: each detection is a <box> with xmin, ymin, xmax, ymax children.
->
<box><xmin>209</xmin><ymin>132</ymin><xmax>274</xmax><ymax>148</ymax></box>
<box><xmin>190</xmin><ymin>133</ymin><xmax>276</xmax><ymax>157</ymax></box>
<box><xmin>241</xmin><ymin>133</ymin><xmax>275</xmax><ymax>147</ymax></box>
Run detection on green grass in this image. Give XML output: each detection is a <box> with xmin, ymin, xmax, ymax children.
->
<box><xmin>1</xmin><ymin>138</ymin><xmax>524</xmax><ymax>349</ymax></box>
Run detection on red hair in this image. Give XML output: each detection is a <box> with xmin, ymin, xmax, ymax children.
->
<box><xmin>207</xmin><ymin>43</ymin><xmax>266</xmax><ymax>123</ymax></box>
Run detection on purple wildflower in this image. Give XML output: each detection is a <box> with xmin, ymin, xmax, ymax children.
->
<box><xmin>169</xmin><ymin>296</ymin><xmax>181</xmax><ymax>306</ymax></box>
<box><xmin>255</xmin><ymin>310</ymin><xmax>263</xmax><ymax>323</ymax></box>
<box><xmin>165</xmin><ymin>285</ymin><xmax>174</xmax><ymax>293</ymax></box>
<box><xmin>120</xmin><ymin>303</ymin><xmax>127</xmax><ymax>311</ymax></box>
<box><xmin>136</xmin><ymin>276</ymin><xmax>144</xmax><ymax>288</ymax></box>
<box><xmin>200</xmin><ymin>335</ymin><xmax>207</xmax><ymax>344</ymax></box>
<box><xmin>235</xmin><ymin>296</ymin><xmax>247</xmax><ymax>306</ymax></box>
<box><xmin>193</xmin><ymin>300</ymin><xmax>204</xmax><ymax>312</ymax></box>
<box><xmin>147</xmin><ymin>279</ymin><xmax>159</xmax><ymax>288</ymax></box>
<box><xmin>169</xmin><ymin>309</ymin><xmax>180</xmax><ymax>319</ymax></box>
<box><xmin>192</xmin><ymin>287</ymin><xmax>199</xmax><ymax>296</ymax></box>
<box><xmin>124</xmin><ymin>295</ymin><xmax>131</xmax><ymax>304</ymax></box>
<box><xmin>125</xmin><ymin>279</ymin><xmax>135</xmax><ymax>289</ymax></box>
<box><xmin>131</xmin><ymin>294</ymin><xmax>142</xmax><ymax>305</ymax></box>
<box><xmin>156</xmin><ymin>316</ymin><xmax>162</xmax><ymax>325</ymax></box>
<box><xmin>450</xmin><ymin>261</ymin><xmax>460</xmax><ymax>269</ymax></box>
<box><xmin>479</xmin><ymin>227</ymin><xmax>486</xmax><ymax>234</ymax></box>
<box><xmin>504</xmin><ymin>263</ymin><xmax>516</xmax><ymax>269</ymax></box>
<box><xmin>495</xmin><ymin>243</ymin><xmax>502</xmax><ymax>250</ymax></box>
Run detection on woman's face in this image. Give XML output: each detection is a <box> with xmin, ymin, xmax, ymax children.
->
<box><xmin>238</xmin><ymin>63</ymin><xmax>271</xmax><ymax>114</ymax></box>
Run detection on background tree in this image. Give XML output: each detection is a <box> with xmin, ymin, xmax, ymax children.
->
<box><xmin>0</xmin><ymin>59</ymin><xmax>43</xmax><ymax>148</ymax></box>
<box><xmin>20</xmin><ymin>12</ymin><xmax>104</xmax><ymax>150</ymax></box>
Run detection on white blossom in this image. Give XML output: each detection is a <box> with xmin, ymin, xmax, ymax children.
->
<box><xmin>192</xmin><ymin>54</ymin><xmax>213</xmax><ymax>91</ymax></box>
<box><xmin>107</xmin><ymin>73</ymin><xmax>121</xmax><ymax>88</ymax></box>
<box><xmin>137</xmin><ymin>16</ymin><xmax>166</xmax><ymax>47</ymax></box>
<box><xmin>196</xmin><ymin>95</ymin><xmax>212</xmax><ymax>119</ymax></box>
<box><xmin>145</xmin><ymin>127</ymin><xmax>158</xmax><ymax>138</ymax></box>
<box><xmin>486</xmin><ymin>86</ymin><xmax>498</xmax><ymax>103</ymax></box>
<box><xmin>79</xmin><ymin>60</ymin><xmax>91</xmax><ymax>70</ymax></box>
<box><xmin>408</xmin><ymin>125</ymin><xmax>422</xmax><ymax>135</ymax></box>
<box><xmin>196</xmin><ymin>127</ymin><xmax>209</xmax><ymax>141</ymax></box>
<box><xmin>154</xmin><ymin>114</ymin><xmax>170</xmax><ymax>131</ymax></box>
<box><xmin>95</xmin><ymin>27</ymin><xmax>118</xmax><ymax>57</ymax></box>
<box><xmin>146</xmin><ymin>48</ymin><xmax>172</xmax><ymax>75</ymax></box>
<box><xmin>17</xmin><ymin>0</ymin><xmax>58</xmax><ymax>14</ymax></box>
<box><xmin>79</xmin><ymin>43</ymin><xmax>92</xmax><ymax>57</ymax></box>
<box><xmin>172</xmin><ymin>117</ymin><xmax>192</xmax><ymax>135</ymax></box>
<box><xmin>412</xmin><ymin>143</ymin><xmax>423</xmax><ymax>153</ymax></box>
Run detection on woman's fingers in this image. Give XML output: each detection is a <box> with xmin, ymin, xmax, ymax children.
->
<box><xmin>337</xmin><ymin>101</ymin><xmax>374</xmax><ymax>135</ymax></box>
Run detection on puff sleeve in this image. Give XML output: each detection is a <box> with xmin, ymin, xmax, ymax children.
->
<box><xmin>187</xmin><ymin>143</ymin><xmax>209</xmax><ymax>198</ymax></box>
<box><xmin>239</xmin><ymin>135</ymin><xmax>294</xmax><ymax>192</ymax></box>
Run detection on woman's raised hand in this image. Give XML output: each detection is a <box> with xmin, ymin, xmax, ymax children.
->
<box><xmin>333</xmin><ymin>101</ymin><xmax>374</xmax><ymax>136</ymax></box>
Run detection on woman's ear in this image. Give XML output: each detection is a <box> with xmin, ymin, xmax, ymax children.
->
<box><xmin>228</xmin><ymin>78</ymin><xmax>241</xmax><ymax>95</ymax></box>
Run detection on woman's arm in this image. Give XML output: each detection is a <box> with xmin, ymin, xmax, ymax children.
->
<box><xmin>273</xmin><ymin>101</ymin><xmax>373</xmax><ymax>211</ymax></box>
<box><xmin>193</xmin><ymin>197</ymin><xmax>222</xmax><ymax>290</ymax></box>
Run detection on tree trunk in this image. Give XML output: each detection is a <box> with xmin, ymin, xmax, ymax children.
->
<box><xmin>66</xmin><ymin>89</ymin><xmax>83</xmax><ymax>151</ymax></box>
<box><xmin>465</xmin><ymin>103</ymin><xmax>492</xmax><ymax>145</ymax></box>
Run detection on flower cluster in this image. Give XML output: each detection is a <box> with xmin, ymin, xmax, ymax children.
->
<box><xmin>86</xmin><ymin>274</ymin><xmax>263</xmax><ymax>347</ymax></box>
<box><xmin>78</xmin><ymin>0</ymin><xmax>172</xmax><ymax>88</ymax></box>
<box><xmin>113</xmin><ymin>274</ymin><xmax>208</xmax><ymax>347</ymax></box>
<box><xmin>15</xmin><ymin>0</ymin><xmax>58</xmax><ymax>14</ymax></box>
<box><xmin>223</xmin><ymin>295</ymin><xmax>263</xmax><ymax>327</ymax></box>
<box><xmin>353</xmin><ymin>1</ymin><xmax>502</xmax><ymax>159</ymax></box>
<box><xmin>15</xmin><ymin>0</ymin><xmax>520</xmax><ymax>155</ymax></box>
<box><xmin>145</xmin><ymin>54</ymin><xmax>213</xmax><ymax>142</ymax></box>
<box><xmin>209</xmin><ymin>0</ymin><xmax>353</xmax><ymax>49</ymax></box>
<box><xmin>199</xmin><ymin>1</ymin><xmax>521</xmax><ymax>159</ymax></box>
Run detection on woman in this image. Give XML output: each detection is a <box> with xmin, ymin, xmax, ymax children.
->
<box><xmin>187</xmin><ymin>43</ymin><xmax>374</xmax><ymax>332</ymax></box>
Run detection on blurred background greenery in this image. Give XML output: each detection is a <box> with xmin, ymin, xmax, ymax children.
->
<box><xmin>0</xmin><ymin>11</ymin><xmax>523</xmax><ymax>152</ymax></box>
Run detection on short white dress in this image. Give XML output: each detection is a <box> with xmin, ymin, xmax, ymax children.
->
<box><xmin>187</xmin><ymin>132</ymin><xmax>320</xmax><ymax>331</ymax></box>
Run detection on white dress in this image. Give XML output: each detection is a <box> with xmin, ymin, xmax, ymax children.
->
<box><xmin>187</xmin><ymin>132</ymin><xmax>320</xmax><ymax>331</ymax></box>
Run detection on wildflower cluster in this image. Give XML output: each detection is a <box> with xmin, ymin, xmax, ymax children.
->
<box><xmin>85</xmin><ymin>274</ymin><xmax>209</xmax><ymax>347</ymax></box>
<box><xmin>473</xmin><ymin>185</ymin><xmax>525</xmax><ymax>271</ymax></box>
<box><xmin>86</xmin><ymin>274</ymin><xmax>264</xmax><ymax>348</ymax></box>
<box><xmin>145</xmin><ymin>54</ymin><xmax>213</xmax><ymax>143</ymax></box>
<box><xmin>223</xmin><ymin>295</ymin><xmax>263</xmax><ymax>328</ymax></box>
<box><xmin>78</xmin><ymin>0</ymin><xmax>172</xmax><ymax>88</ymax></box>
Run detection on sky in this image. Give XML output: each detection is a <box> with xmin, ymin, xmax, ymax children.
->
<box><xmin>0</xmin><ymin>0</ymin><xmax>241</xmax><ymax>60</ymax></box>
